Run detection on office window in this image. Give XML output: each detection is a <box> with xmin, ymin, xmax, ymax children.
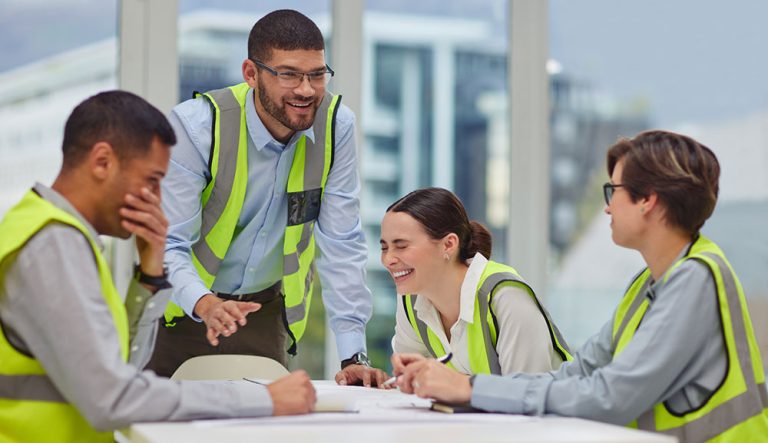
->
<box><xmin>362</xmin><ymin>0</ymin><xmax>510</xmax><ymax>370</ymax></box>
<box><xmin>547</xmin><ymin>0</ymin><xmax>768</xmax><ymax>367</ymax></box>
<box><xmin>0</xmin><ymin>0</ymin><xmax>118</xmax><ymax>215</ymax></box>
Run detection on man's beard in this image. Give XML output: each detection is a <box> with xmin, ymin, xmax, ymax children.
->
<box><xmin>257</xmin><ymin>76</ymin><xmax>318</xmax><ymax>132</ymax></box>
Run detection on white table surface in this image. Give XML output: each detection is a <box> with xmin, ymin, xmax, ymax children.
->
<box><xmin>123</xmin><ymin>382</ymin><xmax>676</xmax><ymax>443</ymax></box>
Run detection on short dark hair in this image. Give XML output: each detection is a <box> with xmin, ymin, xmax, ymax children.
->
<box><xmin>387</xmin><ymin>187</ymin><xmax>493</xmax><ymax>260</ymax></box>
<box><xmin>61</xmin><ymin>90</ymin><xmax>176</xmax><ymax>170</ymax></box>
<box><xmin>607</xmin><ymin>130</ymin><xmax>720</xmax><ymax>236</ymax></box>
<box><xmin>248</xmin><ymin>9</ymin><xmax>325</xmax><ymax>62</ymax></box>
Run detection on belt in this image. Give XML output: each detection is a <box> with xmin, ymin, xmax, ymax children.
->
<box><xmin>216</xmin><ymin>282</ymin><xmax>282</xmax><ymax>303</ymax></box>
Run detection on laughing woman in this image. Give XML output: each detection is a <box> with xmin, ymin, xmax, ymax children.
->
<box><xmin>397</xmin><ymin>131</ymin><xmax>768</xmax><ymax>442</ymax></box>
<box><xmin>382</xmin><ymin>187</ymin><xmax>571</xmax><ymax>377</ymax></box>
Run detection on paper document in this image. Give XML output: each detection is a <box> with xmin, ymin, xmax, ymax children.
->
<box><xmin>314</xmin><ymin>382</ymin><xmax>431</xmax><ymax>412</ymax></box>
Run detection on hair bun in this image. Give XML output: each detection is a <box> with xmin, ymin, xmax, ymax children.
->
<box><xmin>466</xmin><ymin>220</ymin><xmax>492</xmax><ymax>260</ymax></box>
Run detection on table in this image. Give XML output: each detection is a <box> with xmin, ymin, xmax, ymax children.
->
<box><xmin>123</xmin><ymin>382</ymin><xmax>676</xmax><ymax>443</ymax></box>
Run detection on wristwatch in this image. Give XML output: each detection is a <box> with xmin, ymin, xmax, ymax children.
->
<box><xmin>134</xmin><ymin>264</ymin><xmax>172</xmax><ymax>290</ymax></box>
<box><xmin>340</xmin><ymin>351</ymin><xmax>371</xmax><ymax>370</ymax></box>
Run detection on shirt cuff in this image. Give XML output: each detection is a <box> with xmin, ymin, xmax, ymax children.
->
<box><xmin>471</xmin><ymin>374</ymin><xmax>551</xmax><ymax>415</ymax></box>
<box><xmin>227</xmin><ymin>380</ymin><xmax>273</xmax><ymax>417</ymax></box>
<box><xmin>174</xmin><ymin>281</ymin><xmax>213</xmax><ymax>321</ymax></box>
<box><xmin>181</xmin><ymin>380</ymin><xmax>273</xmax><ymax>418</ymax></box>
<box><xmin>139</xmin><ymin>288</ymin><xmax>173</xmax><ymax>327</ymax></box>
<box><xmin>334</xmin><ymin>330</ymin><xmax>367</xmax><ymax>361</ymax></box>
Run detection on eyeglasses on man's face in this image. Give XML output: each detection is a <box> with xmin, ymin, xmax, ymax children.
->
<box><xmin>252</xmin><ymin>59</ymin><xmax>334</xmax><ymax>88</ymax></box>
<box><xmin>602</xmin><ymin>183</ymin><xmax>627</xmax><ymax>205</ymax></box>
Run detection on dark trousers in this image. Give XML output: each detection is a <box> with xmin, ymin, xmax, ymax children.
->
<box><xmin>146</xmin><ymin>294</ymin><xmax>288</xmax><ymax>378</ymax></box>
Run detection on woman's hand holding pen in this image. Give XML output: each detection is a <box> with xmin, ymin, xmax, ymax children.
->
<box><xmin>387</xmin><ymin>353</ymin><xmax>427</xmax><ymax>391</ymax></box>
<box><xmin>388</xmin><ymin>352</ymin><xmax>470</xmax><ymax>403</ymax></box>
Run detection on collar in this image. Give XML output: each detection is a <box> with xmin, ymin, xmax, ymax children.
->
<box><xmin>32</xmin><ymin>182</ymin><xmax>104</xmax><ymax>251</ymax></box>
<box><xmin>459</xmin><ymin>253</ymin><xmax>489</xmax><ymax>324</ymax></box>
<box><xmin>412</xmin><ymin>252</ymin><xmax>488</xmax><ymax>326</ymax></box>
<box><xmin>245</xmin><ymin>88</ymin><xmax>316</xmax><ymax>152</ymax></box>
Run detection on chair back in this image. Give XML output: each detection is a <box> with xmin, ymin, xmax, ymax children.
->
<box><xmin>170</xmin><ymin>354</ymin><xmax>289</xmax><ymax>381</ymax></box>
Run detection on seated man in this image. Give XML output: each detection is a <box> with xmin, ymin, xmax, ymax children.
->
<box><xmin>0</xmin><ymin>90</ymin><xmax>315</xmax><ymax>443</ymax></box>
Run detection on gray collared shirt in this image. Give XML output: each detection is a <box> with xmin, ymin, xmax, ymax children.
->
<box><xmin>0</xmin><ymin>183</ymin><xmax>272</xmax><ymax>431</ymax></box>
<box><xmin>471</xmin><ymin>244</ymin><xmax>727</xmax><ymax>425</ymax></box>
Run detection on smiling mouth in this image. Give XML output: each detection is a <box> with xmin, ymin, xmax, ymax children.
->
<box><xmin>391</xmin><ymin>269</ymin><xmax>413</xmax><ymax>280</ymax></box>
<box><xmin>287</xmin><ymin>98</ymin><xmax>314</xmax><ymax>110</ymax></box>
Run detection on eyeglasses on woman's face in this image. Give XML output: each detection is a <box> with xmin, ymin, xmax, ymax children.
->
<box><xmin>602</xmin><ymin>183</ymin><xmax>627</xmax><ymax>205</ymax></box>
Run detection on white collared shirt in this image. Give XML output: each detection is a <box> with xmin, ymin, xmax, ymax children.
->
<box><xmin>392</xmin><ymin>253</ymin><xmax>563</xmax><ymax>374</ymax></box>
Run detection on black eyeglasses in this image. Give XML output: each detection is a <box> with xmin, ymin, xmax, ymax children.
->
<box><xmin>602</xmin><ymin>183</ymin><xmax>626</xmax><ymax>205</ymax></box>
<box><xmin>252</xmin><ymin>59</ymin><xmax>334</xmax><ymax>88</ymax></box>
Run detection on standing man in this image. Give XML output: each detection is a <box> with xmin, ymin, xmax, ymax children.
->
<box><xmin>0</xmin><ymin>91</ymin><xmax>315</xmax><ymax>443</ymax></box>
<box><xmin>149</xmin><ymin>9</ymin><xmax>383</xmax><ymax>385</ymax></box>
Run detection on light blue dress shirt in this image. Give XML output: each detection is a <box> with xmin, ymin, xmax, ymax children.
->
<box><xmin>162</xmin><ymin>87</ymin><xmax>372</xmax><ymax>359</ymax></box>
<box><xmin>470</xmin><ymin>246</ymin><xmax>727</xmax><ymax>426</ymax></box>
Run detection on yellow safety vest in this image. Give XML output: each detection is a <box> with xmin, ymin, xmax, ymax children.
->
<box><xmin>164</xmin><ymin>83</ymin><xmax>339</xmax><ymax>355</ymax></box>
<box><xmin>0</xmin><ymin>190</ymin><xmax>129</xmax><ymax>443</ymax></box>
<box><xmin>612</xmin><ymin>235</ymin><xmax>768</xmax><ymax>442</ymax></box>
<box><xmin>403</xmin><ymin>260</ymin><xmax>572</xmax><ymax>374</ymax></box>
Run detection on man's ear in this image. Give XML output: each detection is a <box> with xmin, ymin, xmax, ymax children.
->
<box><xmin>88</xmin><ymin>141</ymin><xmax>117</xmax><ymax>181</ymax></box>
<box><xmin>242</xmin><ymin>59</ymin><xmax>259</xmax><ymax>89</ymax></box>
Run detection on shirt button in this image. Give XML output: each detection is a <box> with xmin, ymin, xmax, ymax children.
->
<box><xmin>131</xmin><ymin>345</ymin><xmax>139</xmax><ymax>352</ymax></box>
<box><xmin>147</xmin><ymin>302</ymin><xmax>155</xmax><ymax>309</ymax></box>
<box><xmin>135</xmin><ymin>296</ymin><xmax>142</xmax><ymax>303</ymax></box>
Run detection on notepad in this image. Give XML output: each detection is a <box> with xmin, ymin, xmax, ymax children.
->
<box><xmin>430</xmin><ymin>401</ymin><xmax>484</xmax><ymax>414</ymax></box>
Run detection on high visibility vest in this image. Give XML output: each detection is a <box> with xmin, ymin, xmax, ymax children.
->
<box><xmin>163</xmin><ymin>83</ymin><xmax>339</xmax><ymax>354</ymax></box>
<box><xmin>0</xmin><ymin>190</ymin><xmax>129</xmax><ymax>443</ymax></box>
<box><xmin>402</xmin><ymin>260</ymin><xmax>572</xmax><ymax>375</ymax></box>
<box><xmin>612</xmin><ymin>235</ymin><xmax>768</xmax><ymax>442</ymax></box>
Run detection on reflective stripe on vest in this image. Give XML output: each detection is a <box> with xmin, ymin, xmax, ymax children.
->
<box><xmin>403</xmin><ymin>260</ymin><xmax>572</xmax><ymax>375</ymax></box>
<box><xmin>191</xmin><ymin>86</ymin><xmax>248</xmax><ymax>280</ymax></box>
<box><xmin>402</xmin><ymin>296</ymin><xmax>458</xmax><ymax>372</ymax></box>
<box><xmin>612</xmin><ymin>236</ymin><xmax>768</xmax><ymax>442</ymax></box>
<box><xmin>163</xmin><ymin>83</ymin><xmax>339</xmax><ymax>353</ymax></box>
<box><xmin>0</xmin><ymin>190</ymin><xmax>129</xmax><ymax>443</ymax></box>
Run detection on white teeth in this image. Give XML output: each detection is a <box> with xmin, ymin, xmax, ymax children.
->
<box><xmin>290</xmin><ymin>102</ymin><xmax>310</xmax><ymax>107</ymax></box>
<box><xmin>392</xmin><ymin>269</ymin><xmax>412</xmax><ymax>278</ymax></box>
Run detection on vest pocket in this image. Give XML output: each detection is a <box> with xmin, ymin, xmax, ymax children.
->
<box><xmin>287</xmin><ymin>188</ymin><xmax>322</xmax><ymax>226</ymax></box>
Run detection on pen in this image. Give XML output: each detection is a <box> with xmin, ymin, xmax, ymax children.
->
<box><xmin>382</xmin><ymin>352</ymin><xmax>453</xmax><ymax>387</ymax></box>
<box><xmin>242</xmin><ymin>377</ymin><xmax>265</xmax><ymax>385</ymax></box>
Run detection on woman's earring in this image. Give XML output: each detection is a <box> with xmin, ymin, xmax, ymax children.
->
<box><xmin>444</xmin><ymin>253</ymin><xmax>450</xmax><ymax>261</ymax></box>
<box><xmin>640</xmin><ymin>207</ymin><xmax>645</xmax><ymax>214</ymax></box>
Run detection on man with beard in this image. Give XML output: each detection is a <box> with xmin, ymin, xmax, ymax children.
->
<box><xmin>0</xmin><ymin>91</ymin><xmax>315</xmax><ymax>442</ymax></box>
<box><xmin>149</xmin><ymin>9</ymin><xmax>385</xmax><ymax>386</ymax></box>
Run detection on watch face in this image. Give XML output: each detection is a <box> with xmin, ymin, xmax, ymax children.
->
<box><xmin>355</xmin><ymin>352</ymin><xmax>371</xmax><ymax>366</ymax></box>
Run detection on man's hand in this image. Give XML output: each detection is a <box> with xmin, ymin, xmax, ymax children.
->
<box><xmin>120</xmin><ymin>187</ymin><xmax>167</xmax><ymax>277</ymax></box>
<box><xmin>267</xmin><ymin>370</ymin><xmax>316</xmax><ymax>415</ymax></box>
<box><xmin>399</xmin><ymin>358</ymin><xmax>472</xmax><ymax>404</ymax></box>
<box><xmin>193</xmin><ymin>294</ymin><xmax>261</xmax><ymax>346</ymax></box>
<box><xmin>334</xmin><ymin>364</ymin><xmax>391</xmax><ymax>388</ymax></box>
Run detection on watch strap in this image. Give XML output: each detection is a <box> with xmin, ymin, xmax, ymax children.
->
<box><xmin>134</xmin><ymin>264</ymin><xmax>172</xmax><ymax>289</ymax></box>
<box><xmin>341</xmin><ymin>351</ymin><xmax>371</xmax><ymax>369</ymax></box>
